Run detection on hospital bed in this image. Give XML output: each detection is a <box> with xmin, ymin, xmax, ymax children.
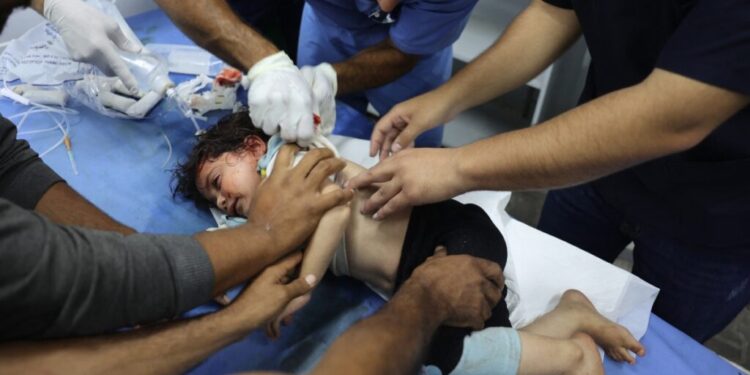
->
<box><xmin>1</xmin><ymin>10</ymin><xmax>743</xmax><ymax>375</ymax></box>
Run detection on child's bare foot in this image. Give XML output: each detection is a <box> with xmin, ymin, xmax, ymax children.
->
<box><xmin>559</xmin><ymin>290</ymin><xmax>646</xmax><ymax>364</ymax></box>
<box><xmin>565</xmin><ymin>333</ymin><xmax>603</xmax><ymax>375</ymax></box>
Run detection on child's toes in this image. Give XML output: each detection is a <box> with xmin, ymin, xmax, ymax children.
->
<box><xmin>618</xmin><ymin>348</ymin><xmax>636</xmax><ymax>364</ymax></box>
<box><xmin>606</xmin><ymin>349</ymin><xmax>619</xmax><ymax>361</ymax></box>
<box><xmin>607</xmin><ymin>348</ymin><xmax>624</xmax><ymax>362</ymax></box>
<box><xmin>630</xmin><ymin>342</ymin><xmax>646</xmax><ymax>357</ymax></box>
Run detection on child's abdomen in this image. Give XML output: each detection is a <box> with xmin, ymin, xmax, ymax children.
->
<box><xmin>343</xmin><ymin>187</ymin><xmax>411</xmax><ymax>297</ymax></box>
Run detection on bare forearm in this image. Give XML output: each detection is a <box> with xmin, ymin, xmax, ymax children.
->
<box><xmin>0</xmin><ymin>307</ymin><xmax>251</xmax><ymax>375</ymax></box>
<box><xmin>440</xmin><ymin>0</ymin><xmax>581</xmax><ymax>114</ymax></box>
<box><xmin>333</xmin><ymin>40</ymin><xmax>418</xmax><ymax>95</ymax></box>
<box><xmin>194</xmin><ymin>225</ymin><xmax>279</xmax><ymax>295</ymax></box>
<box><xmin>34</xmin><ymin>182</ymin><xmax>135</xmax><ymax>235</ymax></box>
<box><xmin>458</xmin><ymin>69</ymin><xmax>750</xmax><ymax>191</ymax></box>
<box><xmin>310</xmin><ymin>282</ymin><xmax>443</xmax><ymax>375</ymax></box>
<box><xmin>155</xmin><ymin>0</ymin><xmax>277</xmax><ymax>70</ymax></box>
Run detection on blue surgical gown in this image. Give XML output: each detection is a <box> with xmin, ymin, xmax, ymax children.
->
<box><xmin>298</xmin><ymin>0</ymin><xmax>478</xmax><ymax>147</ymax></box>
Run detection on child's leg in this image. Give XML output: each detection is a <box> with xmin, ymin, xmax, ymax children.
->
<box><xmin>517</xmin><ymin>331</ymin><xmax>603</xmax><ymax>375</ymax></box>
<box><xmin>449</xmin><ymin>327</ymin><xmax>602</xmax><ymax>375</ymax></box>
<box><xmin>521</xmin><ymin>290</ymin><xmax>645</xmax><ymax>364</ymax></box>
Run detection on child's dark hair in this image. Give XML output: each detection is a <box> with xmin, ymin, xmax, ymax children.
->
<box><xmin>173</xmin><ymin>110</ymin><xmax>269</xmax><ymax>207</ymax></box>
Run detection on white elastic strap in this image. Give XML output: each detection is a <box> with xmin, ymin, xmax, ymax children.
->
<box><xmin>329</xmin><ymin>235</ymin><xmax>349</xmax><ymax>277</ymax></box>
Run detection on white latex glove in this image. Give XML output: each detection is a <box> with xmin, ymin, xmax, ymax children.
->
<box><xmin>245</xmin><ymin>52</ymin><xmax>316</xmax><ymax>147</ymax></box>
<box><xmin>300</xmin><ymin>63</ymin><xmax>337</xmax><ymax>136</ymax></box>
<box><xmin>44</xmin><ymin>0</ymin><xmax>142</xmax><ymax>93</ymax></box>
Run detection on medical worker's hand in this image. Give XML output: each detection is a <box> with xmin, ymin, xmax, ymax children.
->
<box><xmin>406</xmin><ymin>247</ymin><xmax>504</xmax><ymax>330</ymax></box>
<box><xmin>248</xmin><ymin>145</ymin><xmax>353</xmax><ymax>254</ymax></box>
<box><xmin>301</xmin><ymin>63</ymin><xmax>338</xmax><ymax>136</ymax></box>
<box><xmin>44</xmin><ymin>0</ymin><xmax>141</xmax><ymax>93</ymax></box>
<box><xmin>246</xmin><ymin>52</ymin><xmax>317</xmax><ymax>147</ymax></box>
<box><xmin>370</xmin><ymin>90</ymin><xmax>455</xmax><ymax>160</ymax></box>
<box><xmin>346</xmin><ymin>147</ymin><xmax>466</xmax><ymax>220</ymax></box>
<box><xmin>226</xmin><ymin>252</ymin><xmax>316</xmax><ymax>331</ymax></box>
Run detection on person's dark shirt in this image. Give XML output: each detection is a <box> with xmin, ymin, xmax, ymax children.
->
<box><xmin>0</xmin><ymin>116</ymin><xmax>214</xmax><ymax>340</ymax></box>
<box><xmin>544</xmin><ymin>0</ymin><xmax>750</xmax><ymax>247</ymax></box>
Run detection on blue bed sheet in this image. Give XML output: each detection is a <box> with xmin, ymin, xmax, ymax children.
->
<box><xmin>0</xmin><ymin>9</ymin><xmax>742</xmax><ymax>375</ymax></box>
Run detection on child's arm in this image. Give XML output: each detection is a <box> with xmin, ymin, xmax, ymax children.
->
<box><xmin>266</xmin><ymin>171</ymin><xmax>353</xmax><ymax>338</ymax></box>
<box><xmin>298</xmin><ymin>182</ymin><xmax>352</xmax><ymax>283</ymax></box>
<box><xmin>298</xmin><ymin>160</ymin><xmax>363</xmax><ymax>278</ymax></box>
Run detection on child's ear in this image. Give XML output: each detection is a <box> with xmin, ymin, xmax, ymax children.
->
<box><xmin>243</xmin><ymin>135</ymin><xmax>267</xmax><ymax>159</ymax></box>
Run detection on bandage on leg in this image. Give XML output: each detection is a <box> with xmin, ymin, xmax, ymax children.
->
<box><xmin>450</xmin><ymin>327</ymin><xmax>522</xmax><ymax>375</ymax></box>
<box><xmin>392</xmin><ymin>201</ymin><xmax>512</xmax><ymax>373</ymax></box>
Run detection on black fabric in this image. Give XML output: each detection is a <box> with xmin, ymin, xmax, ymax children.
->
<box><xmin>543</xmin><ymin>0</ymin><xmax>572</xmax><ymax>9</ymax></box>
<box><xmin>0</xmin><ymin>115</ymin><xmax>63</xmax><ymax>209</ymax></box>
<box><xmin>543</xmin><ymin>0</ymin><xmax>750</xmax><ymax>247</ymax></box>
<box><xmin>394</xmin><ymin>200</ymin><xmax>510</xmax><ymax>374</ymax></box>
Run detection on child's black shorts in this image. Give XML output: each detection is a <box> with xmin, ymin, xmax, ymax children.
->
<box><xmin>394</xmin><ymin>199</ymin><xmax>511</xmax><ymax>374</ymax></box>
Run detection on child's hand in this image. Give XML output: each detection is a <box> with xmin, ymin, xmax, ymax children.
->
<box><xmin>224</xmin><ymin>252</ymin><xmax>316</xmax><ymax>331</ymax></box>
<box><xmin>264</xmin><ymin>292</ymin><xmax>312</xmax><ymax>339</ymax></box>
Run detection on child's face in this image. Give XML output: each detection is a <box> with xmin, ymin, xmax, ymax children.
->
<box><xmin>195</xmin><ymin>137</ymin><xmax>267</xmax><ymax>217</ymax></box>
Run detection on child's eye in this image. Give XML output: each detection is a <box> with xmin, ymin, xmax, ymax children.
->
<box><xmin>213</xmin><ymin>175</ymin><xmax>221</xmax><ymax>189</ymax></box>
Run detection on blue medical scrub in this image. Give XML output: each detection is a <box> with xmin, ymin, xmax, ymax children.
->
<box><xmin>297</xmin><ymin>0</ymin><xmax>478</xmax><ymax>147</ymax></box>
<box><xmin>537</xmin><ymin>0</ymin><xmax>750</xmax><ymax>342</ymax></box>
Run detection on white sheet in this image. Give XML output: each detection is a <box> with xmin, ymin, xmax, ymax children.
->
<box><xmin>332</xmin><ymin>135</ymin><xmax>659</xmax><ymax>340</ymax></box>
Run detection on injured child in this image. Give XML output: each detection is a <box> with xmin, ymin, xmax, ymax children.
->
<box><xmin>173</xmin><ymin>111</ymin><xmax>645</xmax><ymax>375</ymax></box>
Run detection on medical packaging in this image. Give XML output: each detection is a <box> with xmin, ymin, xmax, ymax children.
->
<box><xmin>0</xmin><ymin>0</ymin><xmax>173</xmax><ymax>119</ymax></box>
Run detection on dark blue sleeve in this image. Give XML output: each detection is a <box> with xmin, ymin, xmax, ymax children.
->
<box><xmin>657</xmin><ymin>0</ymin><xmax>750</xmax><ymax>95</ymax></box>
<box><xmin>543</xmin><ymin>0</ymin><xmax>573</xmax><ymax>9</ymax></box>
<box><xmin>389</xmin><ymin>0</ymin><xmax>478</xmax><ymax>56</ymax></box>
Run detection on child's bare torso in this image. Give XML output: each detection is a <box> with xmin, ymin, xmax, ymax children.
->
<box><xmin>336</xmin><ymin>161</ymin><xmax>411</xmax><ymax>296</ymax></box>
